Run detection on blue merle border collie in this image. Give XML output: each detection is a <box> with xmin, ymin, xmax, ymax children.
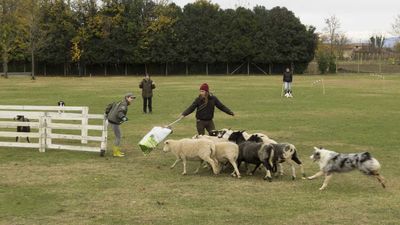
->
<box><xmin>308</xmin><ymin>147</ymin><xmax>385</xmax><ymax>190</ymax></box>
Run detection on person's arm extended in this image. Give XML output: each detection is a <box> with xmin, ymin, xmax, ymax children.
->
<box><xmin>181</xmin><ymin>98</ymin><xmax>199</xmax><ymax>116</ymax></box>
<box><xmin>214</xmin><ymin>97</ymin><xmax>234</xmax><ymax>116</ymax></box>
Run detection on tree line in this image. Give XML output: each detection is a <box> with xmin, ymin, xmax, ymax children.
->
<box><xmin>0</xmin><ymin>0</ymin><xmax>318</xmax><ymax>78</ymax></box>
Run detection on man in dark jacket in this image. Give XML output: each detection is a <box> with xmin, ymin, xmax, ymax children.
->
<box><xmin>180</xmin><ymin>83</ymin><xmax>234</xmax><ymax>135</ymax></box>
<box><xmin>283</xmin><ymin>68</ymin><xmax>293</xmax><ymax>98</ymax></box>
<box><xmin>139</xmin><ymin>74</ymin><xmax>156</xmax><ymax>113</ymax></box>
<box><xmin>105</xmin><ymin>93</ymin><xmax>135</xmax><ymax>157</ymax></box>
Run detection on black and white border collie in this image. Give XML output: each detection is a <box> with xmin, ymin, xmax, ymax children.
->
<box><xmin>308</xmin><ymin>147</ymin><xmax>385</xmax><ymax>190</ymax></box>
<box><xmin>14</xmin><ymin>115</ymin><xmax>30</xmax><ymax>143</ymax></box>
<box><xmin>58</xmin><ymin>100</ymin><xmax>65</xmax><ymax>113</ymax></box>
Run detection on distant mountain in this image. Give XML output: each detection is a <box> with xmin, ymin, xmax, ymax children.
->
<box><xmin>384</xmin><ymin>37</ymin><xmax>400</xmax><ymax>48</ymax></box>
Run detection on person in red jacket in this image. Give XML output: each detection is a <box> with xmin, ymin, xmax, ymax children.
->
<box><xmin>179</xmin><ymin>83</ymin><xmax>234</xmax><ymax>135</ymax></box>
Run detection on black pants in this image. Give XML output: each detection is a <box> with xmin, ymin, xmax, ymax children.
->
<box><xmin>196</xmin><ymin>120</ymin><xmax>215</xmax><ymax>135</ymax></box>
<box><xmin>143</xmin><ymin>97</ymin><xmax>152</xmax><ymax>113</ymax></box>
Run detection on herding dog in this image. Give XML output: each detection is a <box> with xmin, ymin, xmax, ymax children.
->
<box><xmin>308</xmin><ymin>147</ymin><xmax>385</xmax><ymax>190</ymax></box>
<box><xmin>58</xmin><ymin>100</ymin><xmax>65</xmax><ymax>113</ymax></box>
<box><xmin>14</xmin><ymin>115</ymin><xmax>31</xmax><ymax>143</ymax></box>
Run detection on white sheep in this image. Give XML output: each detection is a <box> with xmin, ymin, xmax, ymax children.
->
<box><xmin>214</xmin><ymin>142</ymin><xmax>241</xmax><ymax>178</ymax></box>
<box><xmin>162</xmin><ymin>138</ymin><xmax>220</xmax><ymax>175</ymax></box>
<box><xmin>192</xmin><ymin>134</ymin><xmax>227</xmax><ymax>143</ymax></box>
<box><xmin>192</xmin><ymin>135</ymin><xmax>240</xmax><ymax>178</ymax></box>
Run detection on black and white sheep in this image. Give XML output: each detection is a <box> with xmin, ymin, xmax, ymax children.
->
<box><xmin>262</xmin><ymin>143</ymin><xmax>306</xmax><ymax>180</ymax></box>
<box><xmin>162</xmin><ymin>138</ymin><xmax>220</xmax><ymax>175</ymax></box>
<box><xmin>228</xmin><ymin>131</ymin><xmax>275</xmax><ymax>181</ymax></box>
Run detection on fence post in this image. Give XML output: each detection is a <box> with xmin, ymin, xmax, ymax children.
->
<box><xmin>46</xmin><ymin>115</ymin><xmax>52</xmax><ymax>147</ymax></box>
<box><xmin>81</xmin><ymin>107</ymin><xmax>88</xmax><ymax>144</ymax></box>
<box><xmin>38</xmin><ymin>115</ymin><xmax>46</xmax><ymax>152</ymax></box>
<box><xmin>100</xmin><ymin>118</ymin><xmax>108</xmax><ymax>157</ymax></box>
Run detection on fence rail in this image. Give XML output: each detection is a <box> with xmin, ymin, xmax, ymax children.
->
<box><xmin>0</xmin><ymin>105</ymin><xmax>107</xmax><ymax>156</ymax></box>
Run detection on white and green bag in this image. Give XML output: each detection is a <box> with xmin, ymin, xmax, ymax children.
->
<box><xmin>138</xmin><ymin>126</ymin><xmax>172</xmax><ymax>154</ymax></box>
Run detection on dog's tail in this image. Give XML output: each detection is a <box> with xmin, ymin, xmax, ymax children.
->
<box><xmin>360</xmin><ymin>152</ymin><xmax>381</xmax><ymax>173</ymax></box>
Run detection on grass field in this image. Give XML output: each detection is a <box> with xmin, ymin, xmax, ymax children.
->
<box><xmin>1</xmin><ymin>74</ymin><xmax>400</xmax><ymax>225</ymax></box>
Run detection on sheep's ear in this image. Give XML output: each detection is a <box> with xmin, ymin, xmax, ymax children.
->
<box><xmin>313</xmin><ymin>146</ymin><xmax>320</xmax><ymax>151</ymax></box>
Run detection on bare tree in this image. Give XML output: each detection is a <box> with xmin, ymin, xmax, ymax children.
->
<box><xmin>392</xmin><ymin>14</ymin><xmax>400</xmax><ymax>36</ymax></box>
<box><xmin>324</xmin><ymin>15</ymin><xmax>341</xmax><ymax>56</ymax></box>
<box><xmin>335</xmin><ymin>33</ymin><xmax>350</xmax><ymax>59</ymax></box>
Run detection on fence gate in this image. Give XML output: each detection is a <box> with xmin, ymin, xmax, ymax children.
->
<box><xmin>0</xmin><ymin>105</ymin><xmax>108</xmax><ymax>156</ymax></box>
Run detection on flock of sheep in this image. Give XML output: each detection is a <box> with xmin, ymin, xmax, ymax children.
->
<box><xmin>162</xmin><ymin>129</ymin><xmax>306</xmax><ymax>181</ymax></box>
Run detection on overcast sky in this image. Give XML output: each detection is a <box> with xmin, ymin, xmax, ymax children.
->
<box><xmin>170</xmin><ymin>0</ymin><xmax>400</xmax><ymax>42</ymax></box>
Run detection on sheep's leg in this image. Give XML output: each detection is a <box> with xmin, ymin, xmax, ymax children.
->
<box><xmin>182</xmin><ymin>157</ymin><xmax>187</xmax><ymax>175</ymax></box>
<box><xmin>203</xmin><ymin>156</ymin><xmax>219</xmax><ymax>175</ymax></box>
<box><xmin>291</xmin><ymin>153</ymin><xmax>306</xmax><ymax>179</ymax></box>
<box><xmin>274</xmin><ymin>163</ymin><xmax>283</xmax><ymax>177</ymax></box>
<box><xmin>319</xmin><ymin>173</ymin><xmax>332</xmax><ymax>190</ymax></box>
<box><xmin>194</xmin><ymin>161</ymin><xmax>203</xmax><ymax>174</ymax></box>
<box><xmin>170</xmin><ymin>158</ymin><xmax>181</xmax><ymax>169</ymax></box>
<box><xmin>16</xmin><ymin>136</ymin><xmax>19</xmax><ymax>142</ymax></box>
<box><xmin>228</xmin><ymin>158</ymin><xmax>241</xmax><ymax>179</ymax></box>
<box><xmin>307</xmin><ymin>171</ymin><xmax>324</xmax><ymax>180</ymax></box>
<box><xmin>286</xmin><ymin>160</ymin><xmax>296</xmax><ymax>180</ymax></box>
<box><xmin>27</xmin><ymin>137</ymin><xmax>30</xmax><ymax>143</ymax></box>
<box><xmin>262</xmin><ymin>160</ymin><xmax>273</xmax><ymax>182</ymax></box>
<box><xmin>250</xmin><ymin>163</ymin><xmax>260</xmax><ymax>175</ymax></box>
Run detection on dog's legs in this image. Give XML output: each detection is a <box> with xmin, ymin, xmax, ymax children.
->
<box><xmin>319</xmin><ymin>173</ymin><xmax>332</xmax><ymax>191</ymax></box>
<box><xmin>170</xmin><ymin>158</ymin><xmax>181</xmax><ymax>169</ymax></box>
<box><xmin>307</xmin><ymin>171</ymin><xmax>324</xmax><ymax>180</ymax></box>
<box><xmin>372</xmin><ymin>171</ymin><xmax>386</xmax><ymax>188</ymax></box>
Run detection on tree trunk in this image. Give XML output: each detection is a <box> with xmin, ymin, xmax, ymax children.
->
<box><xmin>64</xmin><ymin>63</ymin><xmax>67</xmax><ymax>76</ymax></box>
<box><xmin>269</xmin><ymin>63</ymin><xmax>272</xmax><ymax>75</ymax></box>
<box><xmin>2</xmin><ymin>51</ymin><xmax>8</xmax><ymax>79</ymax></box>
<box><xmin>226</xmin><ymin>62</ymin><xmax>229</xmax><ymax>75</ymax></box>
<box><xmin>165</xmin><ymin>62</ymin><xmax>168</xmax><ymax>76</ymax></box>
<box><xmin>125</xmin><ymin>63</ymin><xmax>127</xmax><ymax>76</ymax></box>
<box><xmin>31</xmin><ymin>48</ymin><xmax>35</xmax><ymax>80</ymax></box>
<box><xmin>186</xmin><ymin>63</ymin><xmax>188</xmax><ymax>75</ymax></box>
<box><xmin>145</xmin><ymin>63</ymin><xmax>147</xmax><ymax>74</ymax></box>
<box><xmin>44</xmin><ymin>63</ymin><xmax>47</xmax><ymax>76</ymax></box>
<box><xmin>247</xmin><ymin>61</ymin><xmax>250</xmax><ymax>75</ymax></box>
<box><xmin>104</xmin><ymin>64</ymin><xmax>107</xmax><ymax>76</ymax></box>
<box><xmin>206</xmin><ymin>63</ymin><xmax>208</xmax><ymax>75</ymax></box>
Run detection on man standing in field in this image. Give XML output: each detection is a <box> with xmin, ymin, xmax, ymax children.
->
<box><xmin>179</xmin><ymin>83</ymin><xmax>234</xmax><ymax>135</ymax></box>
<box><xmin>105</xmin><ymin>93</ymin><xmax>135</xmax><ymax>157</ymax></box>
<box><xmin>139</xmin><ymin>73</ymin><xmax>156</xmax><ymax>114</ymax></box>
<box><xmin>283</xmin><ymin>67</ymin><xmax>293</xmax><ymax>98</ymax></box>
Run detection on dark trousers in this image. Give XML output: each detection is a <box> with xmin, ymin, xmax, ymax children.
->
<box><xmin>143</xmin><ymin>97</ymin><xmax>152</xmax><ymax>113</ymax></box>
<box><xmin>196</xmin><ymin>119</ymin><xmax>215</xmax><ymax>135</ymax></box>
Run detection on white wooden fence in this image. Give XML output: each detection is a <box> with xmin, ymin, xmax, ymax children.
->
<box><xmin>0</xmin><ymin>105</ymin><xmax>108</xmax><ymax>156</ymax></box>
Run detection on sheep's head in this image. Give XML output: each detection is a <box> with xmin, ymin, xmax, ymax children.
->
<box><xmin>162</xmin><ymin>140</ymin><xmax>171</xmax><ymax>152</ymax></box>
<box><xmin>248</xmin><ymin>134</ymin><xmax>263</xmax><ymax>143</ymax></box>
<box><xmin>283</xmin><ymin>144</ymin><xmax>296</xmax><ymax>159</ymax></box>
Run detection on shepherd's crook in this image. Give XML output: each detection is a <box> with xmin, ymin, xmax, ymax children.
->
<box><xmin>167</xmin><ymin>117</ymin><xmax>183</xmax><ymax>127</ymax></box>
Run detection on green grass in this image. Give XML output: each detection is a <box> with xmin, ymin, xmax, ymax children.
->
<box><xmin>1</xmin><ymin>74</ymin><xmax>400</xmax><ymax>225</ymax></box>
